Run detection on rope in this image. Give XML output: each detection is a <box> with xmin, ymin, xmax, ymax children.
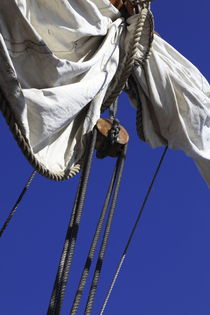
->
<box><xmin>109</xmin><ymin>97</ymin><xmax>119</xmax><ymax>120</ymax></box>
<box><xmin>47</xmin><ymin>176</ymin><xmax>83</xmax><ymax>314</ymax></box>
<box><xmin>70</xmin><ymin>156</ymin><xmax>120</xmax><ymax>315</ymax></box>
<box><xmin>0</xmin><ymin>0</ymin><xmax>154</xmax><ymax>180</ymax></box>
<box><xmin>102</xmin><ymin>2</ymin><xmax>154</xmax><ymax>112</ymax></box>
<box><xmin>0</xmin><ymin>97</ymin><xmax>81</xmax><ymax>181</ymax></box>
<box><xmin>47</xmin><ymin>128</ymin><xmax>97</xmax><ymax>315</ymax></box>
<box><xmin>99</xmin><ymin>146</ymin><xmax>168</xmax><ymax>315</ymax></box>
<box><xmin>0</xmin><ymin>170</ymin><xmax>36</xmax><ymax>237</ymax></box>
<box><xmin>85</xmin><ymin>144</ymin><xmax>128</xmax><ymax>315</ymax></box>
<box><xmin>136</xmin><ymin>97</ymin><xmax>145</xmax><ymax>141</ymax></box>
<box><xmin>126</xmin><ymin>74</ymin><xmax>145</xmax><ymax>141</ymax></box>
<box><xmin>96</xmin><ymin>119</ymin><xmax>121</xmax><ymax>159</ymax></box>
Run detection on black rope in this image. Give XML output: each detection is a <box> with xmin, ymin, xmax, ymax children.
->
<box><xmin>85</xmin><ymin>144</ymin><xmax>128</xmax><ymax>315</ymax></box>
<box><xmin>47</xmin><ymin>175</ymin><xmax>83</xmax><ymax>314</ymax></box>
<box><xmin>0</xmin><ymin>170</ymin><xmax>36</xmax><ymax>237</ymax></box>
<box><xmin>109</xmin><ymin>97</ymin><xmax>118</xmax><ymax>120</ymax></box>
<box><xmin>99</xmin><ymin>146</ymin><xmax>168</xmax><ymax>314</ymax></box>
<box><xmin>70</xmin><ymin>155</ymin><xmax>120</xmax><ymax>315</ymax></box>
<box><xmin>47</xmin><ymin>129</ymin><xmax>97</xmax><ymax>315</ymax></box>
<box><xmin>96</xmin><ymin>119</ymin><xmax>121</xmax><ymax>159</ymax></box>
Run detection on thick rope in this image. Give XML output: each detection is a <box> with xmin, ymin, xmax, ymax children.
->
<box><xmin>85</xmin><ymin>144</ymin><xmax>128</xmax><ymax>315</ymax></box>
<box><xmin>96</xmin><ymin>119</ymin><xmax>121</xmax><ymax>159</ymax></box>
<box><xmin>0</xmin><ymin>170</ymin><xmax>36</xmax><ymax>237</ymax></box>
<box><xmin>54</xmin><ymin>130</ymin><xmax>97</xmax><ymax>314</ymax></box>
<box><xmin>136</xmin><ymin>101</ymin><xmax>145</xmax><ymax>140</ymax></box>
<box><xmin>0</xmin><ymin>97</ymin><xmax>81</xmax><ymax>181</ymax></box>
<box><xmin>0</xmin><ymin>2</ymin><xmax>153</xmax><ymax>180</ymax></box>
<box><xmin>70</xmin><ymin>157</ymin><xmax>120</xmax><ymax>315</ymax></box>
<box><xmin>99</xmin><ymin>146</ymin><xmax>168</xmax><ymax>315</ymax></box>
<box><xmin>126</xmin><ymin>74</ymin><xmax>145</xmax><ymax>141</ymax></box>
<box><xmin>47</xmin><ymin>177</ymin><xmax>84</xmax><ymax>314</ymax></box>
<box><xmin>102</xmin><ymin>3</ymin><xmax>154</xmax><ymax>112</ymax></box>
<box><xmin>47</xmin><ymin>128</ymin><xmax>97</xmax><ymax>315</ymax></box>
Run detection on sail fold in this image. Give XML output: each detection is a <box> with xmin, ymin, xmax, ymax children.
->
<box><xmin>0</xmin><ymin>0</ymin><xmax>122</xmax><ymax>178</ymax></box>
<box><xmin>1</xmin><ymin>1</ymin><xmax>210</xmax><ymax>185</ymax></box>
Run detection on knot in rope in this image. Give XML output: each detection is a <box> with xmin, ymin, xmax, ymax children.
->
<box><xmin>96</xmin><ymin>119</ymin><xmax>122</xmax><ymax>159</ymax></box>
<box><xmin>108</xmin><ymin>119</ymin><xmax>120</xmax><ymax>145</ymax></box>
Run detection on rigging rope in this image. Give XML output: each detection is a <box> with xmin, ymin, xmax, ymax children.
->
<box><xmin>102</xmin><ymin>1</ymin><xmax>154</xmax><ymax>112</ymax></box>
<box><xmin>70</xmin><ymin>149</ymin><xmax>123</xmax><ymax>314</ymax></box>
<box><xmin>47</xmin><ymin>129</ymin><xmax>97</xmax><ymax>315</ymax></box>
<box><xmin>0</xmin><ymin>0</ymin><xmax>153</xmax><ymax>181</ymax></box>
<box><xmin>0</xmin><ymin>170</ymin><xmax>36</xmax><ymax>237</ymax></box>
<box><xmin>84</xmin><ymin>144</ymin><xmax>128</xmax><ymax>315</ymax></box>
<box><xmin>99</xmin><ymin>146</ymin><xmax>168</xmax><ymax>315</ymax></box>
<box><xmin>48</xmin><ymin>125</ymin><xmax>127</xmax><ymax>315</ymax></box>
<box><xmin>1</xmin><ymin>2</ymin><xmax>162</xmax><ymax>313</ymax></box>
<box><xmin>0</xmin><ymin>98</ymin><xmax>80</xmax><ymax>181</ymax></box>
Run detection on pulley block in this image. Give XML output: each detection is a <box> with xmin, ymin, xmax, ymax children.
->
<box><xmin>95</xmin><ymin>118</ymin><xmax>129</xmax><ymax>158</ymax></box>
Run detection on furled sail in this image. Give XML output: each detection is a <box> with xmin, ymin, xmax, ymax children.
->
<box><xmin>125</xmin><ymin>14</ymin><xmax>210</xmax><ymax>185</ymax></box>
<box><xmin>0</xmin><ymin>0</ymin><xmax>123</xmax><ymax>180</ymax></box>
<box><xmin>1</xmin><ymin>0</ymin><xmax>210</xmax><ymax>185</ymax></box>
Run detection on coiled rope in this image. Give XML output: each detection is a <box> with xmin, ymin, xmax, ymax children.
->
<box><xmin>99</xmin><ymin>146</ymin><xmax>168</xmax><ymax>315</ymax></box>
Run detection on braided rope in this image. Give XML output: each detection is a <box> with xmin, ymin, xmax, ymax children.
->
<box><xmin>47</xmin><ymin>129</ymin><xmax>97</xmax><ymax>315</ymax></box>
<box><xmin>96</xmin><ymin>119</ymin><xmax>121</xmax><ymax>159</ymax></box>
<box><xmin>85</xmin><ymin>144</ymin><xmax>128</xmax><ymax>315</ymax></box>
<box><xmin>136</xmin><ymin>98</ymin><xmax>145</xmax><ymax>141</ymax></box>
<box><xmin>0</xmin><ymin>2</ymin><xmax>153</xmax><ymax>181</ymax></box>
<box><xmin>127</xmin><ymin>74</ymin><xmax>145</xmax><ymax>141</ymax></box>
<box><xmin>0</xmin><ymin>170</ymin><xmax>36</xmax><ymax>237</ymax></box>
<box><xmin>70</xmin><ymin>158</ymin><xmax>119</xmax><ymax>315</ymax></box>
<box><xmin>0</xmin><ymin>97</ymin><xmax>81</xmax><ymax>181</ymax></box>
<box><xmin>102</xmin><ymin>3</ymin><xmax>154</xmax><ymax>112</ymax></box>
<box><xmin>99</xmin><ymin>146</ymin><xmax>168</xmax><ymax>315</ymax></box>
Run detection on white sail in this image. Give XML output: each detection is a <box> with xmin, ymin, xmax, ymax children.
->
<box><xmin>0</xmin><ymin>0</ymin><xmax>210</xmax><ymax>185</ymax></box>
<box><xmin>0</xmin><ymin>0</ymin><xmax>123</xmax><ymax>178</ymax></box>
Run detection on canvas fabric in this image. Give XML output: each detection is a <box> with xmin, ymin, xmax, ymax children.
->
<box><xmin>0</xmin><ymin>0</ymin><xmax>122</xmax><ymax>175</ymax></box>
<box><xmin>0</xmin><ymin>1</ymin><xmax>210</xmax><ymax>185</ymax></box>
<box><xmin>125</xmin><ymin>15</ymin><xmax>210</xmax><ymax>186</ymax></box>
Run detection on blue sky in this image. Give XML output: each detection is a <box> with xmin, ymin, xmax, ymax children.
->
<box><xmin>1</xmin><ymin>1</ymin><xmax>210</xmax><ymax>314</ymax></box>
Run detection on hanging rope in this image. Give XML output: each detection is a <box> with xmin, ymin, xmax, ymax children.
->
<box><xmin>0</xmin><ymin>0</ymin><xmax>153</xmax><ymax>180</ymax></box>
<box><xmin>99</xmin><ymin>146</ymin><xmax>168</xmax><ymax>315</ymax></box>
<box><xmin>47</xmin><ymin>177</ymin><xmax>84</xmax><ymax>315</ymax></box>
<box><xmin>70</xmin><ymin>153</ymin><xmax>121</xmax><ymax>315</ymax></box>
<box><xmin>0</xmin><ymin>97</ymin><xmax>80</xmax><ymax>181</ymax></box>
<box><xmin>84</xmin><ymin>144</ymin><xmax>128</xmax><ymax>315</ymax></box>
<box><xmin>102</xmin><ymin>0</ymin><xmax>154</xmax><ymax>112</ymax></box>
<box><xmin>47</xmin><ymin>129</ymin><xmax>97</xmax><ymax>315</ymax></box>
<box><xmin>96</xmin><ymin>119</ymin><xmax>121</xmax><ymax>159</ymax></box>
<box><xmin>0</xmin><ymin>170</ymin><xmax>36</xmax><ymax>237</ymax></box>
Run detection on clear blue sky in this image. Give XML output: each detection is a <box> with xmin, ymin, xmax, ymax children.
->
<box><xmin>1</xmin><ymin>1</ymin><xmax>210</xmax><ymax>314</ymax></box>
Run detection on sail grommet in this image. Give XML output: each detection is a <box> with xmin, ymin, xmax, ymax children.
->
<box><xmin>95</xmin><ymin>118</ymin><xmax>129</xmax><ymax>159</ymax></box>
